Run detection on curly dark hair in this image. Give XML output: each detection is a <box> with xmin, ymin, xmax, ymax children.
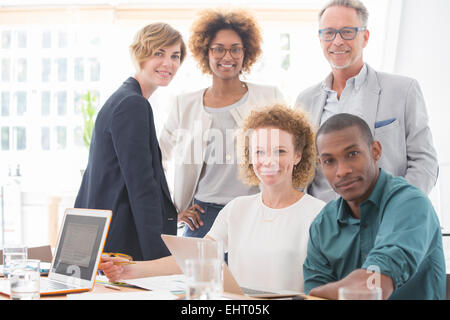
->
<box><xmin>237</xmin><ymin>104</ymin><xmax>317</xmax><ymax>189</ymax></box>
<box><xmin>188</xmin><ymin>8</ymin><xmax>262</xmax><ymax>75</ymax></box>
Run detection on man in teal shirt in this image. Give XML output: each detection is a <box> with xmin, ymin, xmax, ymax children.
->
<box><xmin>303</xmin><ymin>113</ymin><xmax>446</xmax><ymax>300</ymax></box>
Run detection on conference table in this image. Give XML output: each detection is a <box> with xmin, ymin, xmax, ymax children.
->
<box><xmin>0</xmin><ymin>277</ymin><xmax>324</xmax><ymax>300</ymax></box>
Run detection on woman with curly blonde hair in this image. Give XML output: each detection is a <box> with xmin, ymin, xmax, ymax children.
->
<box><xmin>205</xmin><ymin>104</ymin><xmax>326</xmax><ymax>292</ymax></box>
<box><xmin>160</xmin><ymin>8</ymin><xmax>285</xmax><ymax>238</ymax></box>
<box><xmin>238</xmin><ymin>104</ymin><xmax>318</xmax><ymax>190</ymax></box>
<box><xmin>100</xmin><ymin>105</ymin><xmax>325</xmax><ymax>293</ymax></box>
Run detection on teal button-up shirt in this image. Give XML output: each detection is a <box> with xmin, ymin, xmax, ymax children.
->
<box><xmin>303</xmin><ymin>169</ymin><xmax>446</xmax><ymax>299</ymax></box>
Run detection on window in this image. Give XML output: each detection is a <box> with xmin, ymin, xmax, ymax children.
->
<box><xmin>42</xmin><ymin>30</ymin><xmax>51</xmax><ymax>48</ymax></box>
<box><xmin>41</xmin><ymin>127</ymin><xmax>50</xmax><ymax>150</ymax></box>
<box><xmin>90</xmin><ymin>35</ymin><xmax>100</xmax><ymax>47</ymax></box>
<box><xmin>91</xmin><ymin>91</ymin><xmax>100</xmax><ymax>111</ymax></box>
<box><xmin>74</xmin><ymin>58</ymin><xmax>84</xmax><ymax>81</ymax></box>
<box><xmin>55</xmin><ymin>126</ymin><xmax>67</xmax><ymax>149</ymax></box>
<box><xmin>58</xmin><ymin>31</ymin><xmax>68</xmax><ymax>48</ymax></box>
<box><xmin>14</xmin><ymin>127</ymin><xmax>26</xmax><ymax>150</ymax></box>
<box><xmin>1</xmin><ymin>127</ymin><xmax>9</xmax><ymax>150</ymax></box>
<box><xmin>56</xmin><ymin>91</ymin><xmax>67</xmax><ymax>116</ymax></box>
<box><xmin>1</xmin><ymin>92</ymin><xmax>10</xmax><ymax>116</ymax></box>
<box><xmin>73</xmin><ymin>91</ymin><xmax>82</xmax><ymax>114</ymax></box>
<box><xmin>16</xmin><ymin>91</ymin><xmax>27</xmax><ymax>116</ymax></box>
<box><xmin>1</xmin><ymin>30</ymin><xmax>11</xmax><ymax>49</ymax></box>
<box><xmin>1</xmin><ymin>26</ymin><xmax>103</xmax><ymax>160</ymax></box>
<box><xmin>1</xmin><ymin>58</ymin><xmax>11</xmax><ymax>82</ymax></box>
<box><xmin>17</xmin><ymin>58</ymin><xmax>27</xmax><ymax>82</ymax></box>
<box><xmin>56</xmin><ymin>58</ymin><xmax>67</xmax><ymax>82</ymax></box>
<box><xmin>17</xmin><ymin>30</ymin><xmax>27</xmax><ymax>48</ymax></box>
<box><xmin>42</xmin><ymin>58</ymin><xmax>51</xmax><ymax>82</ymax></box>
<box><xmin>89</xmin><ymin>58</ymin><xmax>100</xmax><ymax>81</ymax></box>
<box><xmin>73</xmin><ymin>126</ymin><xmax>84</xmax><ymax>147</ymax></box>
<box><xmin>41</xmin><ymin>91</ymin><xmax>50</xmax><ymax>116</ymax></box>
<box><xmin>280</xmin><ymin>33</ymin><xmax>290</xmax><ymax>71</ymax></box>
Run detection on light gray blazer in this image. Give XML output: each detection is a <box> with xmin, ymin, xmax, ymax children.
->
<box><xmin>295</xmin><ymin>64</ymin><xmax>438</xmax><ymax>202</ymax></box>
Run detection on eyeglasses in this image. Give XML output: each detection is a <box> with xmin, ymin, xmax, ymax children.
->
<box><xmin>319</xmin><ymin>27</ymin><xmax>367</xmax><ymax>41</ymax></box>
<box><xmin>209</xmin><ymin>46</ymin><xmax>245</xmax><ymax>59</ymax></box>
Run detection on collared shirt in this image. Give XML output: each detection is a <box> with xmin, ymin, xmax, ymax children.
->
<box><xmin>320</xmin><ymin>63</ymin><xmax>368</xmax><ymax>126</ymax></box>
<box><xmin>303</xmin><ymin>169</ymin><xmax>446</xmax><ymax>300</ymax></box>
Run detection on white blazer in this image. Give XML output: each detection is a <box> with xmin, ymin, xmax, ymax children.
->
<box><xmin>159</xmin><ymin>82</ymin><xmax>286</xmax><ymax>212</ymax></box>
<box><xmin>295</xmin><ymin>64</ymin><xmax>438</xmax><ymax>202</ymax></box>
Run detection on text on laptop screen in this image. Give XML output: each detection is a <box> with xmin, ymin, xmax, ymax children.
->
<box><xmin>52</xmin><ymin>214</ymin><xmax>107</xmax><ymax>280</ymax></box>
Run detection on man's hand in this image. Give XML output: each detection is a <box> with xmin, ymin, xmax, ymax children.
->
<box><xmin>309</xmin><ymin>269</ymin><xmax>394</xmax><ymax>300</ymax></box>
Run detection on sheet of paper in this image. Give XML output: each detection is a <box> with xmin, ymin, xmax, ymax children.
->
<box><xmin>59</xmin><ymin>222</ymin><xmax>99</xmax><ymax>267</ymax></box>
<box><xmin>67</xmin><ymin>290</ymin><xmax>177</xmax><ymax>300</ymax></box>
<box><xmin>123</xmin><ymin>274</ymin><xmax>186</xmax><ymax>293</ymax></box>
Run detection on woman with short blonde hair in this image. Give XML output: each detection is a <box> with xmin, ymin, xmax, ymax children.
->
<box><xmin>75</xmin><ymin>23</ymin><xmax>185</xmax><ymax>260</ymax></box>
<box><xmin>129</xmin><ymin>22</ymin><xmax>186</xmax><ymax>71</ymax></box>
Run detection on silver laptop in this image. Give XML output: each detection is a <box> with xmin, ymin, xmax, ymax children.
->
<box><xmin>0</xmin><ymin>208</ymin><xmax>112</xmax><ymax>296</ymax></box>
<box><xmin>161</xmin><ymin>234</ymin><xmax>302</xmax><ymax>298</ymax></box>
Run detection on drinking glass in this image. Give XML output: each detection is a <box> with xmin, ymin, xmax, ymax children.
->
<box><xmin>185</xmin><ymin>258</ymin><xmax>222</xmax><ymax>300</ymax></box>
<box><xmin>9</xmin><ymin>259</ymin><xmax>40</xmax><ymax>300</ymax></box>
<box><xmin>3</xmin><ymin>244</ymin><xmax>27</xmax><ymax>277</ymax></box>
<box><xmin>184</xmin><ymin>239</ymin><xmax>224</xmax><ymax>300</ymax></box>
<box><xmin>338</xmin><ymin>286</ymin><xmax>382</xmax><ymax>300</ymax></box>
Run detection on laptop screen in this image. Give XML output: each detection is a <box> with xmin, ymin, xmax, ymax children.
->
<box><xmin>51</xmin><ymin>214</ymin><xmax>107</xmax><ymax>281</ymax></box>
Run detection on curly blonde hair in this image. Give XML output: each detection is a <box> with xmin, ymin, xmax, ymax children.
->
<box><xmin>188</xmin><ymin>8</ymin><xmax>262</xmax><ymax>75</ymax></box>
<box><xmin>238</xmin><ymin>104</ymin><xmax>317</xmax><ymax>189</ymax></box>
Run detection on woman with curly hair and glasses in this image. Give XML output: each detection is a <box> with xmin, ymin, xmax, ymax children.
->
<box><xmin>100</xmin><ymin>105</ymin><xmax>325</xmax><ymax>293</ymax></box>
<box><xmin>159</xmin><ymin>8</ymin><xmax>286</xmax><ymax>238</ymax></box>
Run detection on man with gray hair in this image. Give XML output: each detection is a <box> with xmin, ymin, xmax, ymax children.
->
<box><xmin>295</xmin><ymin>0</ymin><xmax>438</xmax><ymax>203</ymax></box>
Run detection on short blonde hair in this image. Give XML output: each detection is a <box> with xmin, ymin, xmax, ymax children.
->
<box><xmin>188</xmin><ymin>8</ymin><xmax>262</xmax><ymax>75</ymax></box>
<box><xmin>238</xmin><ymin>104</ymin><xmax>317</xmax><ymax>189</ymax></box>
<box><xmin>129</xmin><ymin>23</ymin><xmax>186</xmax><ymax>71</ymax></box>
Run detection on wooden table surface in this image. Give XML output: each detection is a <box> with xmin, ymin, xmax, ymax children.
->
<box><xmin>0</xmin><ymin>279</ymin><xmax>324</xmax><ymax>300</ymax></box>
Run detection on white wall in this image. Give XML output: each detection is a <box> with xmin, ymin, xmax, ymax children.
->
<box><xmin>393</xmin><ymin>0</ymin><xmax>450</xmax><ymax>230</ymax></box>
<box><xmin>394</xmin><ymin>0</ymin><xmax>450</xmax><ymax>163</ymax></box>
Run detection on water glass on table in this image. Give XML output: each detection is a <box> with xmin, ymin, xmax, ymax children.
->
<box><xmin>2</xmin><ymin>244</ymin><xmax>27</xmax><ymax>277</ymax></box>
<box><xmin>185</xmin><ymin>258</ymin><xmax>223</xmax><ymax>300</ymax></box>
<box><xmin>185</xmin><ymin>239</ymin><xmax>224</xmax><ymax>300</ymax></box>
<box><xmin>9</xmin><ymin>259</ymin><xmax>40</xmax><ymax>300</ymax></box>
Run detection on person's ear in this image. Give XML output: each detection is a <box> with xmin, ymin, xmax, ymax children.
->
<box><xmin>362</xmin><ymin>29</ymin><xmax>370</xmax><ymax>48</ymax></box>
<box><xmin>371</xmin><ymin>140</ymin><xmax>382</xmax><ymax>161</ymax></box>
<box><xmin>294</xmin><ymin>152</ymin><xmax>302</xmax><ymax>166</ymax></box>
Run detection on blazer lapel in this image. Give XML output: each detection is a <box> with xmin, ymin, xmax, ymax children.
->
<box><xmin>357</xmin><ymin>64</ymin><xmax>381</xmax><ymax>135</ymax></box>
<box><xmin>311</xmin><ymin>90</ymin><xmax>327</xmax><ymax>126</ymax></box>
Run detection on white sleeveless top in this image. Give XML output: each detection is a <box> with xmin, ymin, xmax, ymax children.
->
<box><xmin>207</xmin><ymin>192</ymin><xmax>325</xmax><ymax>292</ymax></box>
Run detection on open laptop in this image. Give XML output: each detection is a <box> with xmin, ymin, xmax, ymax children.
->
<box><xmin>161</xmin><ymin>234</ymin><xmax>302</xmax><ymax>298</ymax></box>
<box><xmin>0</xmin><ymin>208</ymin><xmax>112</xmax><ymax>296</ymax></box>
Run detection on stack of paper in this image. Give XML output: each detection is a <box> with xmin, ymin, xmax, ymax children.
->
<box><xmin>123</xmin><ymin>274</ymin><xmax>186</xmax><ymax>294</ymax></box>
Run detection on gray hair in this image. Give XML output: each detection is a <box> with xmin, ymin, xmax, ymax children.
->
<box><xmin>319</xmin><ymin>0</ymin><xmax>369</xmax><ymax>28</ymax></box>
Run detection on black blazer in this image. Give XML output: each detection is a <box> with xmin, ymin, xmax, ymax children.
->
<box><xmin>75</xmin><ymin>77</ymin><xmax>177</xmax><ymax>261</ymax></box>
